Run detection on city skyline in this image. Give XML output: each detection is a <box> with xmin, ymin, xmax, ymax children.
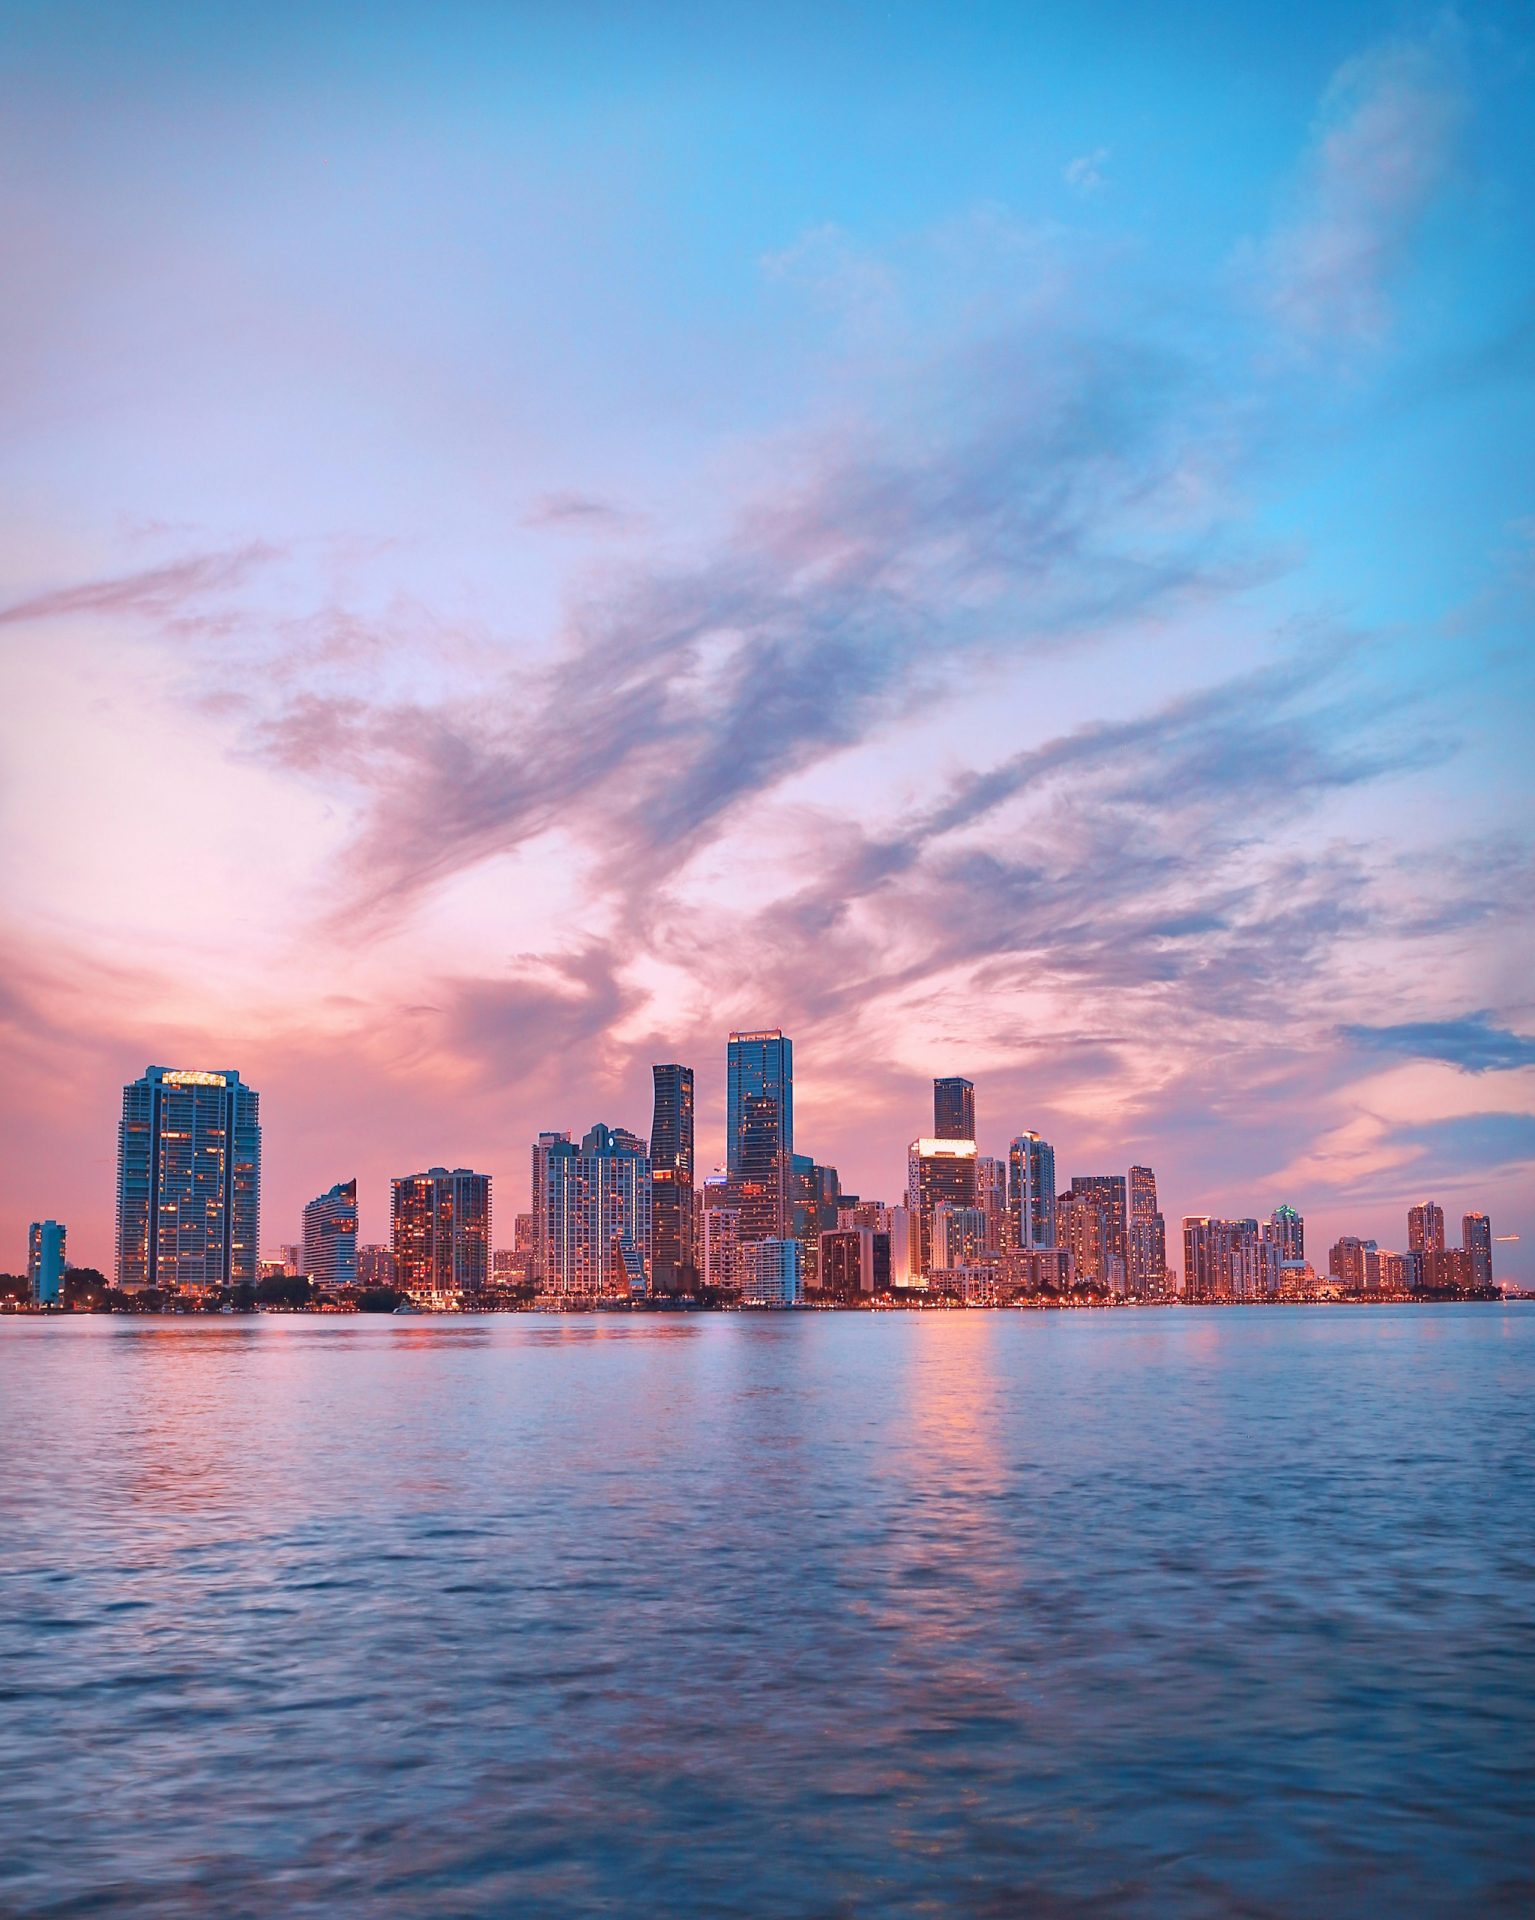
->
<box><xmin>2</xmin><ymin>3</ymin><xmax>1532</xmax><ymax>1284</ymax></box>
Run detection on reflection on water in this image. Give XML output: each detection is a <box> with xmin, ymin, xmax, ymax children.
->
<box><xmin>1</xmin><ymin>1308</ymin><xmax>1532</xmax><ymax>1917</ymax></box>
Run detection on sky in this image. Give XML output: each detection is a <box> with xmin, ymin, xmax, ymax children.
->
<box><xmin>2</xmin><ymin>0</ymin><xmax>1533</xmax><ymax>1280</ymax></box>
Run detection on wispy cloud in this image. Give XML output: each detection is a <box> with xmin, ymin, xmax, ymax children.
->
<box><xmin>1064</xmin><ymin>148</ymin><xmax>1111</xmax><ymax>197</ymax></box>
<box><xmin>1253</xmin><ymin>24</ymin><xmax>1468</xmax><ymax>345</ymax></box>
<box><xmin>1340</xmin><ymin>1011</ymin><xmax>1535</xmax><ymax>1073</ymax></box>
<box><xmin>0</xmin><ymin>543</ymin><xmax>276</xmax><ymax>628</ymax></box>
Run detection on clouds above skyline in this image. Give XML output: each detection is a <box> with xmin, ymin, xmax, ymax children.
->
<box><xmin>1</xmin><ymin>2</ymin><xmax>1531</xmax><ymax>1276</ymax></box>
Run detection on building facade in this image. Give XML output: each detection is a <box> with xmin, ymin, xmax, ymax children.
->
<box><xmin>906</xmin><ymin>1138</ymin><xmax>978</xmax><ymax>1279</ymax></box>
<box><xmin>539</xmin><ymin>1125</ymin><xmax>652</xmax><ymax>1297</ymax></box>
<box><xmin>28</xmin><ymin>1220</ymin><xmax>66</xmax><ymax>1307</ymax></box>
<box><xmin>727</xmin><ymin>1030</ymin><xmax>794</xmax><ymax>1241</ymax></box>
<box><xmin>302</xmin><ymin>1178</ymin><xmax>358</xmax><ymax>1291</ymax></box>
<box><xmin>115</xmin><ymin>1066</ymin><xmax>261</xmax><ymax>1293</ymax></box>
<box><xmin>649</xmin><ymin>1063</ymin><xmax>695</xmax><ymax>1293</ymax></box>
<box><xmin>1463</xmin><ymin>1212</ymin><xmax>1493</xmax><ymax>1290</ymax></box>
<box><xmin>933</xmin><ymin>1076</ymin><xmax>975</xmax><ymax>1142</ymax></box>
<box><xmin>1008</xmin><ymin>1133</ymin><xmax>1057</xmax><ymax>1250</ymax></box>
<box><xmin>1127</xmin><ymin>1165</ymin><xmax>1167</xmax><ymax>1295</ymax></box>
<box><xmin>819</xmin><ymin>1227</ymin><xmax>877</xmax><ymax>1299</ymax></box>
<box><xmin>390</xmin><ymin>1167</ymin><xmax>490</xmax><ymax>1303</ymax></box>
<box><xmin>740</xmin><ymin>1237</ymin><xmax>803</xmax><ymax>1308</ymax></box>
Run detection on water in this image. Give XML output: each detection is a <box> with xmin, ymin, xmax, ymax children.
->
<box><xmin>1</xmin><ymin>1307</ymin><xmax>1531</xmax><ymax>1917</ymax></box>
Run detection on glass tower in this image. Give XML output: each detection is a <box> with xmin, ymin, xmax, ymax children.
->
<box><xmin>933</xmin><ymin>1076</ymin><xmax>975</xmax><ymax>1142</ymax></box>
<box><xmin>649</xmin><ymin>1064</ymin><xmax>695</xmax><ymax>1293</ymax></box>
<box><xmin>727</xmin><ymin>1030</ymin><xmax>793</xmax><ymax>1241</ymax></box>
<box><xmin>115</xmin><ymin>1066</ymin><xmax>261</xmax><ymax>1292</ymax></box>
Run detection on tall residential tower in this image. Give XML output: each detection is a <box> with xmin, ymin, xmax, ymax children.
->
<box><xmin>115</xmin><ymin>1066</ymin><xmax>261</xmax><ymax>1293</ymax></box>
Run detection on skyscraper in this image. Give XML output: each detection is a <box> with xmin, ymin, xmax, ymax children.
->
<box><xmin>1127</xmin><ymin>1165</ymin><xmax>1167</xmax><ymax>1296</ymax></box>
<box><xmin>1068</xmin><ymin>1175</ymin><xmax>1128</xmax><ymax>1288</ymax></box>
<box><xmin>649</xmin><ymin>1064</ymin><xmax>695</xmax><ymax>1294</ymax></box>
<box><xmin>1269</xmin><ymin>1204</ymin><xmax>1304</xmax><ymax>1260</ymax></box>
<box><xmin>530</xmin><ymin>1131</ymin><xmax>573</xmax><ymax>1286</ymax></box>
<box><xmin>115</xmin><ymin>1066</ymin><xmax>261</xmax><ymax>1293</ymax></box>
<box><xmin>906</xmin><ymin>1137</ymin><xmax>978</xmax><ymax>1278</ymax></box>
<box><xmin>1463</xmin><ymin>1212</ymin><xmax>1493</xmax><ymax>1290</ymax></box>
<box><xmin>302</xmin><ymin>1178</ymin><xmax>358</xmax><ymax>1291</ymax></box>
<box><xmin>1408</xmin><ymin>1198</ymin><xmax>1447</xmax><ymax>1289</ymax></box>
<box><xmin>539</xmin><ymin>1125</ymin><xmax>652</xmax><ymax>1297</ymax></box>
<box><xmin>28</xmin><ymin>1220</ymin><xmax>66</xmax><ymax>1307</ymax></box>
<box><xmin>1008</xmin><ymin>1133</ymin><xmax>1057</xmax><ymax>1249</ymax></box>
<box><xmin>727</xmin><ymin>1030</ymin><xmax>793</xmax><ymax>1241</ymax></box>
<box><xmin>975</xmin><ymin>1155</ymin><xmax>1008</xmax><ymax>1247</ymax></box>
<box><xmin>933</xmin><ymin>1076</ymin><xmax>976</xmax><ymax>1142</ymax></box>
<box><xmin>390</xmin><ymin>1168</ymin><xmax>490</xmax><ymax>1303</ymax></box>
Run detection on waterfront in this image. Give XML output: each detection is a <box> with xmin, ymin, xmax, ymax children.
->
<box><xmin>1</xmin><ymin>1307</ymin><xmax>1531</xmax><ymax>1916</ymax></box>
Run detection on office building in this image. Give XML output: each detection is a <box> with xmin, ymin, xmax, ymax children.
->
<box><xmin>538</xmin><ymin>1125</ymin><xmax>652</xmax><ymax>1297</ymax></box>
<box><xmin>740</xmin><ymin>1237</ymin><xmax>803</xmax><ymax>1308</ymax></box>
<box><xmin>933</xmin><ymin>1076</ymin><xmax>975</xmax><ymax>1143</ymax></box>
<box><xmin>1463</xmin><ymin>1213</ymin><xmax>1493</xmax><ymax>1290</ymax></box>
<box><xmin>1008</xmin><ymin>1133</ymin><xmax>1057</xmax><ymax>1250</ymax></box>
<box><xmin>727</xmin><ymin>1030</ymin><xmax>793</xmax><ymax>1241</ymax></box>
<box><xmin>115</xmin><ymin>1066</ymin><xmax>261</xmax><ymax>1293</ymax></box>
<box><xmin>649</xmin><ymin>1063</ymin><xmax>695</xmax><ymax>1293</ymax></box>
<box><xmin>975</xmin><ymin>1155</ymin><xmax>1009</xmax><ymax>1247</ymax></box>
<box><xmin>390</xmin><ymin>1167</ymin><xmax>491</xmax><ymax>1303</ymax></box>
<box><xmin>906</xmin><ymin>1138</ymin><xmax>978</xmax><ymax>1278</ymax></box>
<box><xmin>302</xmin><ymin>1178</ymin><xmax>358</xmax><ymax>1291</ymax></box>
<box><xmin>28</xmin><ymin>1220</ymin><xmax>66</xmax><ymax>1308</ymax></box>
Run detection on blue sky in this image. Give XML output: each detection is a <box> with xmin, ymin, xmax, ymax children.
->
<box><xmin>1</xmin><ymin>0</ymin><xmax>1532</xmax><ymax>1276</ymax></box>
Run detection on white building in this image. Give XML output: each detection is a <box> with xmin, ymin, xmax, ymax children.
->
<box><xmin>741</xmin><ymin>1237</ymin><xmax>803</xmax><ymax>1308</ymax></box>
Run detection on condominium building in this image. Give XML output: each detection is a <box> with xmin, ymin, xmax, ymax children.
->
<box><xmin>390</xmin><ymin>1167</ymin><xmax>490</xmax><ymax>1303</ymax></box>
<box><xmin>28</xmin><ymin>1220</ymin><xmax>66</xmax><ymax>1307</ymax></box>
<box><xmin>727</xmin><ymin>1030</ymin><xmax>794</xmax><ymax>1241</ymax></box>
<box><xmin>538</xmin><ymin>1125</ymin><xmax>652</xmax><ymax>1298</ymax></box>
<box><xmin>115</xmin><ymin>1066</ymin><xmax>261</xmax><ymax>1292</ymax></box>
<box><xmin>302</xmin><ymin>1178</ymin><xmax>358</xmax><ymax>1291</ymax></box>
<box><xmin>649</xmin><ymin>1064</ymin><xmax>695</xmax><ymax>1293</ymax></box>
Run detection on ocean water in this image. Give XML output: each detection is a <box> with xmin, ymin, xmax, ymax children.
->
<box><xmin>0</xmin><ymin>1306</ymin><xmax>1530</xmax><ymax>1917</ymax></box>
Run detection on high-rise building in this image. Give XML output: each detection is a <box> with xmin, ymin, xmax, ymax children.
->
<box><xmin>1007</xmin><ymin>1133</ymin><xmax>1057</xmax><ymax>1249</ymax></box>
<box><xmin>1268</xmin><ymin>1204</ymin><xmax>1304</xmax><ymax>1260</ymax></box>
<box><xmin>539</xmin><ymin>1125</ymin><xmax>652</xmax><ymax>1297</ymax></box>
<box><xmin>906</xmin><ymin>1138</ymin><xmax>978</xmax><ymax>1278</ymax></box>
<box><xmin>1068</xmin><ymin>1175</ymin><xmax>1128</xmax><ymax>1282</ymax></box>
<box><xmin>115</xmin><ymin>1067</ymin><xmax>261</xmax><ymax>1293</ymax></box>
<box><xmin>28</xmin><ymin>1221</ymin><xmax>66</xmax><ymax>1307</ymax></box>
<box><xmin>390</xmin><ymin>1168</ymin><xmax>490</xmax><ymax>1303</ymax></box>
<box><xmin>302</xmin><ymin>1178</ymin><xmax>358</xmax><ymax>1291</ymax></box>
<box><xmin>933</xmin><ymin>1076</ymin><xmax>975</xmax><ymax>1143</ymax></box>
<box><xmin>530</xmin><ymin>1132</ymin><xmax>573</xmax><ymax>1285</ymax></box>
<box><xmin>649</xmin><ymin>1063</ymin><xmax>695</xmax><ymax>1294</ymax></box>
<box><xmin>727</xmin><ymin>1030</ymin><xmax>793</xmax><ymax>1241</ymax></box>
<box><xmin>1183</xmin><ymin>1217</ymin><xmax>1278</xmax><ymax>1301</ymax></box>
<box><xmin>1059</xmin><ymin>1191</ymin><xmax>1109</xmax><ymax>1289</ymax></box>
<box><xmin>701</xmin><ymin>1204</ymin><xmax>743</xmax><ymax>1294</ymax></box>
<box><xmin>1463</xmin><ymin>1213</ymin><xmax>1493</xmax><ymax>1290</ymax></box>
<box><xmin>1329</xmin><ymin>1236</ymin><xmax>1380</xmax><ymax>1292</ymax></box>
<box><xmin>1408</xmin><ymin>1200</ymin><xmax>1445</xmax><ymax>1260</ymax></box>
<box><xmin>931</xmin><ymin>1204</ymin><xmax>992</xmax><ymax>1272</ymax></box>
<box><xmin>278</xmin><ymin>1243</ymin><xmax>304</xmax><ymax>1277</ymax></box>
<box><xmin>740</xmin><ymin>1238</ymin><xmax>803</xmax><ymax>1308</ymax></box>
<box><xmin>819</xmin><ymin>1227</ymin><xmax>877</xmax><ymax>1300</ymax></box>
<box><xmin>357</xmin><ymin>1244</ymin><xmax>395</xmax><ymax>1288</ymax></box>
<box><xmin>975</xmin><ymin>1155</ymin><xmax>1009</xmax><ymax>1247</ymax></box>
<box><xmin>1127</xmin><ymin>1165</ymin><xmax>1167</xmax><ymax>1296</ymax></box>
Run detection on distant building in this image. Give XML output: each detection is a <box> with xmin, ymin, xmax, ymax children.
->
<box><xmin>1068</xmin><ymin>1175</ymin><xmax>1128</xmax><ymax>1284</ymax></box>
<box><xmin>1128</xmin><ymin>1165</ymin><xmax>1168</xmax><ymax>1295</ymax></box>
<box><xmin>1269</xmin><ymin>1204</ymin><xmax>1304</xmax><ymax>1261</ymax></box>
<box><xmin>975</xmin><ymin>1155</ymin><xmax>1009</xmax><ymax>1247</ymax></box>
<box><xmin>1000</xmin><ymin>1246</ymin><xmax>1073</xmax><ymax>1294</ymax></box>
<box><xmin>740</xmin><ymin>1238</ymin><xmax>803</xmax><ymax>1308</ymax></box>
<box><xmin>933</xmin><ymin>1076</ymin><xmax>975</xmax><ymax>1143</ymax></box>
<box><xmin>1008</xmin><ymin>1133</ymin><xmax>1057</xmax><ymax>1250</ymax></box>
<box><xmin>931</xmin><ymin>1203</ymin><xmax>992</xmax><ymax>1272</ymax></box>
<box><xmin>529</xmin><ymin>1133</ymin><xmax>572</xmax><ymax>1285</ymax></box>
<box><xmin>357</xmin><ymin>1244</ymin><xmax>395</xmax><ymax>1288</ymax></box>
<box><xmin>115</xmin><ymin>1066</ymin><xmax>261</xmax><ymax>1293</ymax></box>
<box><xmin>1059</xmin><ymin>1191</ymin><xmax>1109</xmax><ymax>1289</ymax></box>
<box><xmin>1463</xmin><ymin>1213</ymin><xmax>1493</xmax><ymax>1290</ymax></box>
<box><xmin>1183</xmin><ymin>1217</ymin><xmax>1279</xmax><ymax>1301</ymax></box>
<box><xmin>907</xmin><ymin>1138</ymin><xmax>978</xmax><ymax>1278</ymax></box>
<box><xmin>701</xmin><ymin>1205</ymin><xmax>743</xmax><ymax>1294</ymax></box>
<box><xmin>539</xmin><ymin>1126</ymin><xmax>652</xmax><ymax>1297</ymax></box>
<box><xmin>1329</xmin><ymin>1236</ymin><xmax>1379</xmax><ymax>1292</ymax></box>
<box><xmin>1408</xmin><ymin>1200</ymin><xmax>1445</xmax><ymax>1266</ymax></box>
<box><xmin>1376</xmin><ymin>1249</ymin><xmax>1413</xmax><ymax>1291</ymax></box>
<box><xmin>390</xmin><ymin>1168</ymin><xmax>490</xmax><ymax>1303</ymax></box>
<box><xmin>278</xmin><ymin>1243</ymin><xmax>303</xmax><ymax>1277</ymax></box>
<box><xmin>727</xmin><ymin>1030</ymin><xmax>794</xmax><ymax>1241</ymax></box>
<box><xmin>819</xmin><ymin>1227</ymin><xmax>877</xmax><ymax>1300</ymax></box>
<box><xmin>302</xmin><ymin>1179</ymin><xmax>357</xmax><ymax>1291</ymax></box>
<box><xmin>28</xmin><ymin>1221</ymin><xmax>66</xmax><ymax>1307</ymax></box>
<box><xmin>649</xmin><ymin>1064</ymin><xmax>695</xmax><ymax>1293</ymax></box>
